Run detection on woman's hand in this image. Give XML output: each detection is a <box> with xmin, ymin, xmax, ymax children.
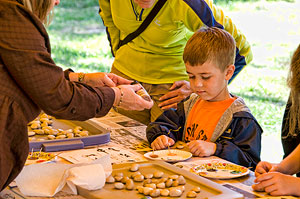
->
<box><xmin>254</xmin><ymin>161</ymin><xmax>278</xmax><ymax>177</ymax></box>
<box><xmin>158</xmin><ymin>80</ymin><xmax>192</xmax><ymax>110</ymax></box>
<box><xmin>187</xmin><ymin>140</ymin><xmax>216</xmax><ymax>157</ymax></box>
<box><xmin>112</xmin><ymin>84</ymin><xmax>154</xmax><ymax>111</ymax></box>
<box><xmin>151</xmin><ymin>135</ymin><xmax>175</xmax><ymax>150</ymax></box>
<box><xmin>83</xmin><ymin>72</ymin><xmax>133</xmax><ymax>87</ymax></box>
<box><xmin>70</xmin><ymin>72</ymin><xmax>132</xmax><ymax>87</ymax></box>
<box><xmin>252</xmin><ymin>172</ymin><xmax>300</xmax><ymax>196</ymax></box>
<box><xmin>106</xmin><ymin>73</ymin><xmax>133</xmax><ymax>86</ymax></box>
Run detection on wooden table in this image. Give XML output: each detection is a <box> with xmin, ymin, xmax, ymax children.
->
<box><xmin>0</xmin><ymin>111</ymin><xmax>298</xmax><ymax>199</ymax></box>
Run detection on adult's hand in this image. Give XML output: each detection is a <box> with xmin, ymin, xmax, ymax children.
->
<box><xmin>106</xmin><ymin>73</ymin><xmax>133</xmax><ymax>86</ymax></box>
<box><xmin>254</xmin><ymin>161</ymin><xmax>277</xmax><ymax>177</ymax></box>
<box><xmin>158</xmin><ymin>80</ymin><xmax>192</xmax><ymax>110</ymax></box>
<box><xmin>252</xmin><ymin>172</ymin><xmax>300</xmax><ymax>196</ymax></box>
<box><xmin>69</xmin><ymin>72</ymin><xmax>132</xmax><ymax>87</ymax></box>
<box><xmin>112</xmin><ymin>84</ymin><xmax>154</xmax><ymax>111</ymax></box>
<box><xmin>84</xmin><ymin>72</ymin><xmax>132</xmax><ymax>87</ymax></box>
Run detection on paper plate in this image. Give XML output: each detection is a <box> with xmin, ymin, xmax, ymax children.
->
<box><xmin>144</xmin><ymin>149</ymin><xmax>192</xmax><ymax>163</ymax></box>
<box><xmin>25</xmin><ymin>152</ymin><xmax>57</xmax><ymax>165</ymax></box>
<box><xmin>191</xmin><ymin>162</ymin><xmax>249</xmax><ymax>179</ymax></box>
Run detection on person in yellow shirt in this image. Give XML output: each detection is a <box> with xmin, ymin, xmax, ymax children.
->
<box><xmin>147</xmin><ymin>27</ymin><xmax>262</xmax><ymax>169</ymax></box>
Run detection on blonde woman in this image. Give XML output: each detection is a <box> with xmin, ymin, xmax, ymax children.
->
<box><xmin>0</xmin><ymin>0</ymin><xmax>153</xmax><ymax>190</ymax></box>
<box><xmin>252</xmin><ymin>45</ymin><xmax>300</xmax><ymax>196</ymax></box>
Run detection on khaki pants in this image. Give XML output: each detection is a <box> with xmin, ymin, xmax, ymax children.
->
<box><xmin>111</xmin><ymin>66</ymin><xmax>172</xmax><ymax>125</ymax></box>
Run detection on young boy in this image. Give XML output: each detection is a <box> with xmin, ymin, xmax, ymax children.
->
<box><xmin>146</xmin><ymin>27</ymin><xmax>262</xmax><ymax>169</ymax></box>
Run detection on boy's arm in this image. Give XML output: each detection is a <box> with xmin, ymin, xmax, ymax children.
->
<box><xmin>146</xmin><ymin>103</ymin><xmax>186</xmax><ymax>144</ymax></box>
<box><xmin>214</xmin><ymin>115</ymin><xmax>262</xmax><ymax>170</ymax></box>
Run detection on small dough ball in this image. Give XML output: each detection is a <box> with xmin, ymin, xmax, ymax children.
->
<box><xmin>160</xmin><ymin>188</ymin><xmax>169</xmax><ymax>196</ymax></box>
<box><xmin>150</xmin><ymin>189</ymin><xmax>160</xmax><ymax>198</ymax></box>
<box><xmin>114</xmin><ymin>182</ymin><xmax>124</xmax><ymax>190</ymax></box>
<box><xmin>125</xmin><ymin>179</ymin><xmax>134</xmax><ymax>190</ymax></box>
<box><xmin>80</xmin><ymin>130</ymin><xmax>89</xmax><ymax>137</ymax></box>
<box><xmin>145</xmin><ymin>183</ymin><xmax>156</xmax><ymax>189</ymax></box>
<box><xmin>56</xmin><ymin>135</ymin><xmax>67</xmax><ymax>139</ymax></box>
<box><xmin>169</xmin><ymin>187</ymin><xmax>183</xmax><ymax>197</ymax></box>
<box><xmin>143</xmin><ymin>187</ymin><xmax>153</xmax><ymax>196</ymax></box>
<box><xmin>165</xmin><ymin>179</ymin><xmax>173</xmax><ymax>187</ymax></box>
<box><xmin>133</xmin><ymin>174</ymin><xmax>144</xmax><ymax>182</ymax></box>
<box><xmin>187</xmin><ymin>191</ymin><xmax>197</xmax><ymax>198</ymax></box>
<box><xmin>178</xmin><ymin>175</ymin><xmax>186</xmax><ymax>185</ymax></box>
<box><xmin>30</xmin><ymin>122</ymin><xmax>40</xmax><ymax>129</ymax></box>
<box><xmin>144</xmin><ymin>173</ymin><xmax>153</xmax><ymax>179</ymax></box>
<box><xmin>106</xmin><ymin>175</ymin><xmax>115</xmax><ymax>183</ymax></box>
<box><xmin>156</xmin><ymin>182</ymin><xmax>165</xmax><ymax>189</ymax></box>
<box><xmin>153</xmin><ymin>171</ymin><xmax>164</xmax><ymax>178</ymax></box>
<box><xmin>121</xmin><ymin>176</ymin><xmax>130</xmax><ymax>184</ymax></box>
<box><xmin>28</xmin><ymin>131</ymin><xmax>35</xmax><ymax>137</ymax></box>
<box><xmin>130</xmin><ymin>163</ymin><xmax>139</xmax><ymax>172</ymax></box>
<box><xmin>47</xmin><ymin>135</ymin><xmax>56</xmax><ymax>140</ymax></box>
<box><xmin>191</xmin><ymin>186</ymin><xmax>201</xmax><ymax>193</ymax></box>
<box><xmin>131</xmin><ymin>171</ymin><xmax>141</xmax><ymax>179</ymax></box>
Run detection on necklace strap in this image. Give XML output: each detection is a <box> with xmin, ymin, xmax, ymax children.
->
<box><xmin>118</xmin><ymin>0</ymin><xmax>167</xmax><ymax>50</ymax></box>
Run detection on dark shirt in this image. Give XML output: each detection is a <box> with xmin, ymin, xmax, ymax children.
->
<box><xmin>0</xmin><ymin>0</ymin><xmax>115</xmax><ymax>190</ymax></box>
<box><xmin>281</xmin><ymin>98</ymin><xmax>300</xmax><ymax>177</ymax></box>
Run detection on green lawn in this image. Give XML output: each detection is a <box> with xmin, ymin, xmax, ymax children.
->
<box><xmin>48</xmin><ymin>0</ymin><xmax>112</xmax><ymax>72</ymax></box>
<box><xmin>48</xmin><ymin>0</ymin><xmax>300</xmax><ymax>162</ymax></box>
<box><xmin>224</xmin><ymin>0</ymin><xmax>300</xmax><ymax>162</ymax></box>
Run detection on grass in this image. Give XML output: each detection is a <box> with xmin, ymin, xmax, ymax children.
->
<box><xmin>48</xmin><ymin>0</ymin><xmax>112</xmax><ymax>72</ymax></box>
<box><xmin>223</xmin><ymin>0</ymin><xmax>300</xmax><ymax>161</ymax></box>
<box><xmin>47</xmin><ymin>0</ymin><xmax>300</xmax><ymax>162</ymax></box>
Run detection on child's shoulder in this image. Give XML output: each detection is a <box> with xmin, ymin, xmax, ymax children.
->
<box><xmin>182</xmin><ymin>93</ymin><xmax>200</xmax><ymax>115</ymax></box>
<box><xmin>230</xmin><ymin>95</ymin><xmax>259</xmax><ymax>120</ymax></box>
<box><xmin>184</xmin><ymin>93</ymin><xmax>200</xmax><ymax>105</ymax></box>
<box><xmin>229</xmin><ymin>96</ymin><xmax>263</xmax><ymax>131</ymax></box>
<box><xmin>228</xmin><ymin>95</ymin><xmax>253</xmax><ymax>115</ymax></box>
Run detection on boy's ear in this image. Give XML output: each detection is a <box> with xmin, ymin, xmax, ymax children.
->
<box><xmin>225</xmin><ymin>64</ymin><xmax>235</xmax><ymax>81</ymax></box>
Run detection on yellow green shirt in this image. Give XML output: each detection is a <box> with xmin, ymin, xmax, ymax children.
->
<box><xmin>99</xmin><ymin>0</ymin><xmax>252</xmax><ymax>84</ymax></box>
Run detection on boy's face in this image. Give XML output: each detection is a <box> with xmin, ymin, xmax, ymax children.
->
<box><xmin>186</xmin><ymin>61</ymin><xmax>234</xmax><ymax>102</ymax></box>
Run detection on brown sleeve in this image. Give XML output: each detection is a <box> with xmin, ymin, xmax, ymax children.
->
<box><xmin>0</xmin><ymin>1</ymin><xmax>114</xmax><ymax>120</ymax></box>
<box><xmin>64</xmin><ymin>68</ymin><xmax>74</xmax><ymax>80</ymax></box>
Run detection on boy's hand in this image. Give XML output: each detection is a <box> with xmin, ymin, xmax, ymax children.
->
<box><xmin>151</xmin><ymin>135</ymin><xmax>175</xmax><ymax>150</ymax></box>
<box><xmin>252</xmin><ymin>172</ymin><xmax>300</xmax><ymax>196</ymax></box>
<box><xmin>187</xmin><ymin>140</ymin><xmax>216</xmax><ymax>157</ymax></box>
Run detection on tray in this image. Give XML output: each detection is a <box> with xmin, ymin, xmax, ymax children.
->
<box><xmin>77</xmin><ymin>161</ymin><xmax>243</xmax><ymax>199</ymax></box>
<box><xmin>29</xmin><ymin>119</ymin><xmax>110</xmax><ymax>152</ymax></box>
